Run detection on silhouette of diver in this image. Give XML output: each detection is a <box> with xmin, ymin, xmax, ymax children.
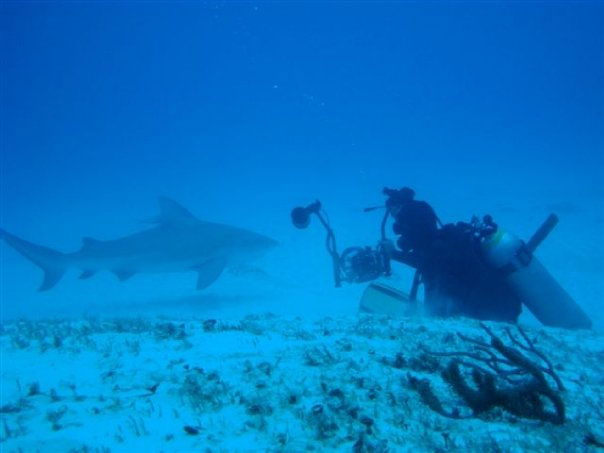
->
<box><xmin>384</xmin><ymin>187</ymin><xmax>522</xmax><ymax>323</ymax></box>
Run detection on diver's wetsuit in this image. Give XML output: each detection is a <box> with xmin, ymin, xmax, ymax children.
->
<box><xmin>389</xmin><ymin>196</ymin><xmax>522</xmax><ymax>323</ymax></box>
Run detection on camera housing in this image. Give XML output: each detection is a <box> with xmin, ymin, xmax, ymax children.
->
<box><xmin>291</xmin><ymin>198</ymin><xmax>391</xmax><ymax>286</ymax></box>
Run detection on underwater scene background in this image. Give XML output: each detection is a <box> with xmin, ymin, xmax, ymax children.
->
<box><xmin>1</xmin><ymin>2</ymin><xmax>603</xmax><ymax>451</ymax></box>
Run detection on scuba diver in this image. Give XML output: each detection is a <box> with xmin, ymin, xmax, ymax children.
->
<box><xmin>292</xmin><ymin>187</ymin><xmax>592</xmax><ymax>329</ymax></box>
<box><xmin>383</xmin><ymin>187</ymin><xmax>522</xmax><ymax>323</ymax></box>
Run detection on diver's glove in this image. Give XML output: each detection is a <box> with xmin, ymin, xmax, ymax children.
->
<box><xmin>378</xmin><ymin>239</ymin><xmax>396</xmax><ymax>257</ymax></box>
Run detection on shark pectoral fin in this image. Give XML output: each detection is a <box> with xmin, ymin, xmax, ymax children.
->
<box><xmin>113</xmin><ymin>270</ymin><xmax>136</xmax><ymax>282</ymax></box>
<box><xmin>194</xmin><ymin>258</ymin><xmax>226</xmax><ymax>290</ymax></box>
<box><xmin>39</xmin><ymin>268</ymin><xmax>66</xmax><ymax>292</ymax></box>
<box><xmin>79</xmin><ymin>270</ymin><xmax>96</xmax><ymax>280</ymax></box>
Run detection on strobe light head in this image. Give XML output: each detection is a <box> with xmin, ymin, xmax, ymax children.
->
<box><xmin>291</xmin><ymin>201</ymin><xmax>321</xmax><ymax>229</ymax></box>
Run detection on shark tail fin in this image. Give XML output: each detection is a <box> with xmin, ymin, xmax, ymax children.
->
<box><xmin>0</xmin><ymin>228</ymin><xmax>69</xmax><ymax>291</ymax></box>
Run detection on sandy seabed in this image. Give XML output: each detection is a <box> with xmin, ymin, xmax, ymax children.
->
<box><xmin>1</xmin><ymin>312</ymin><xmax>602</xmax><ymax>453</ymax></box>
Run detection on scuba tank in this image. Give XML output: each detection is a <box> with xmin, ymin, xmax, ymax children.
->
<box><xmin>481</xmin><ymin>214</ymin><xmax>592</xmax><ymax>330</ymax></box>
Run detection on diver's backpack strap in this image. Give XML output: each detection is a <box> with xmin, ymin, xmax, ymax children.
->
<box><xmin>500</xmin><ymin>242</ymin><xmax>533</xmax><ymax>276</ymax></box>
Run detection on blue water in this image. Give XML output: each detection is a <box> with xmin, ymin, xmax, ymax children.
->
<box><xmin>1</xmin><ymin>3</ymin><xmax>602</xmax><ymax>322</ymax></box>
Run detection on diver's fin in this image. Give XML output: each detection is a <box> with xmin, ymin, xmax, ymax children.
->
<box><xmin>79</xmin><ymin>270</ymin><xmax>96</xmax><ymax>280</ymax></box>
<box><xmin>113</xmin><ymin>269</ymin><xmax>135</xmax><ymax>282</ymax></box>
<box><xmin>0</xmin><ymin>228</ymin><xmax>69</xmax><ymax>291</ymax></box>
<box><xmin>194</xmin><ymin>258</ymin><xmax>226</xmax><ymax>290</ymax></box>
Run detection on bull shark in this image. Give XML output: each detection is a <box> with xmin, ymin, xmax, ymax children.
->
<box><xmin>0</xmin><ymin>197</ymin><xmax>278</xmax><ymax>291</ymax></box>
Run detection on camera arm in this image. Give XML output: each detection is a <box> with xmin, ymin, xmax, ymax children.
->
<box><xmin>315</xmin><ymin>208</ymin><xmax>343</xmax><ymax>287</ymax></box>
<box><xmin>291</xmin><ymin>201</ymin><xmax>342</xmax><ymax>287</ymax></box>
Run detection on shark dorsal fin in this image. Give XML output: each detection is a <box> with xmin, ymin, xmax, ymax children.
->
<box><xmin>151</xmin><ymin>197</ymin><xmax>199</xmax><ymax>225</ymax></box>
<box><xmin>81</xmin><ymin>237</ymin><xmax>103</xmax><ymax>250</ymax></box>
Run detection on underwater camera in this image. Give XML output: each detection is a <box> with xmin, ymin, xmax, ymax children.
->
<box><xmin>290</xmin><ymin>199</ymin><xmax>391</xmax><ymax>287</ymax></box>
